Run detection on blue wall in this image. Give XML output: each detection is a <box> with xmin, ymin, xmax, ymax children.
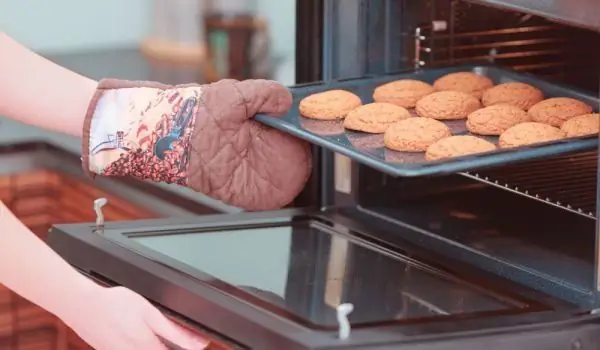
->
<box><xmin>0</xmin><ymin>0</ymin><xmax>296</xmax><ymax>59</ymax></box>
<box><xmin>0</xmin><ymin>0</ymin><xmax>150</xmax><ymax>53</ymax></box>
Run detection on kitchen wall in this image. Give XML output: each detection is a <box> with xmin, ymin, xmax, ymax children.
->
<box><xmin>0</xmin><ymin>0</ymin><xmax>296</xmax><ymax>63</ymax></box>
<box><xmin>1</xmin><ymin>0</ymin><xmax>296</xmax><ymax>85</ymax></box>
<box><xmin>0</xmin><ymin>0</ymin><xmax>150</xmax><ymax>52</ymax></box>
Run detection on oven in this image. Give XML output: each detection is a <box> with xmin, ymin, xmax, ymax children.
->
<box><xmin>48</xmin><ymin>1</ymin><xmax>600</xmax><ymax>349</ymax></box>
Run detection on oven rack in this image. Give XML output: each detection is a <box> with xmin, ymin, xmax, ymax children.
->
<box><xmin>413</xmin><ymin>0</ymin><xmax>600</xmax><ymax>91</ymax></box>
<box><xmin>418</xmin><ymin>25</ymin><xmax>572</xmax><ymax>70</ymax></box>
<box><xmin>462</xmin><ymin>151</ymin><xmax>598</xmax><ymax>219</ymax></box>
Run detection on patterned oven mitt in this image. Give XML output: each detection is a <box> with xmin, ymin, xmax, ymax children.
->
<box><xmin>82</xmin><ymin>79</ymin><xmax>312</xmax><ymax>211</ymax></box>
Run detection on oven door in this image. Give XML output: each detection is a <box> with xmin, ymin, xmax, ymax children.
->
<box><xmin>48</xmin><ymin>209</ymin><xmax>600</xmax><ymax>350</ymax></box>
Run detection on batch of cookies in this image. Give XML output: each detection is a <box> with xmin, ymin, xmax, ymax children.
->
<box><xmin>298</xmin><ymin>71</ymin><xmax>599</xmax><ymax>161</ymax></box>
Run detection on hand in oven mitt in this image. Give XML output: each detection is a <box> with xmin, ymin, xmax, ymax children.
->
<box><xmin>82</xmin><ymin>79</ymin><xmax>312</xmax><ymax>211</ymax></box>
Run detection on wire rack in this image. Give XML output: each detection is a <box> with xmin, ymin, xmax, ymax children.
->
<box><xmin>463</xmin><ymin>151</ymin><xmax>598</xmax><ymax>219</ymax></box>
<box><xmin>413</xmin><ymin>0</ymin><xmax>600</xmax><ymax>91</ymax></box>
<box><xmin>0</xmin><ymin>169</ymin><xmax>160</xmax><ymax>349</ymax></box>
<box><xmin>407</xmin><ymin>0</ymin><xmax>600</xmax><ymax>217</ymax></box>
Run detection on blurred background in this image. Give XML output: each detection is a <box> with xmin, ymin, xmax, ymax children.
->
<box><xmin>0</xmin><ymin>1</ymin><xmax>297</xmax><ymax>349</ymax></box>
<box><xmin>1</xmin><ymin>0</ymin><xmax>296</xmax><ymax>84</ymax></box>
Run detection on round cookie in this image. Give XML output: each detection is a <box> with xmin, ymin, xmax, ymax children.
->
<box><xmin>482</xmin><ymin>82</ymin><xmax>543</xmax><ymax>110</ymax></box>
<box><xmin>425</xmin><ymin>135</ymin><xmax>497</xmax><ymax>161</ymax></box>
<box><xmin>433</xmin><ymin>72</ymin><xmax>494</xmax><ymax>99</ymax></box>
<box><xmin>373</xmin><ymin>79</ymin><xmax>435</xmax><ymax>108</ymax></box>
<box><xmin>415</xmin><ymin>91</ymin><xmax>481</xmax><ymax>120</ymax></box>
<box><xmin>299</xmin><ymin>90</ymin><xmax>362</xmax><ymax>120</ymax></box>
<box><xmin>528</xmin><ymin>97</ymin><xmax>593</xmax><ymax>127</ymax></box>
<box><xmin>466</xmin><ymin>104</ymin><xmax>530</xmax><ymax>136</ymax></box>
<box><xmin>343</xmin><ymin>102</ymin><xmax>411</xmax><ymax>134</ymax></box>
<box><xmin>560</xmin><ymin>113</ymin><xmax>600</xmax><ymax>138</ymax></box>
<box><xmin>499</xmin><ymin>122</ymin><xmax>565</xmax><ymax>148</ymax></box>
<box><xmin>384</xmin><ymin>118</ymin><xmax>452</xmax><ymax>152</ymax></box>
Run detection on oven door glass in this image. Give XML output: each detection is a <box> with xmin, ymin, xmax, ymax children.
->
<box><xmin>107</xmin><ymin>215</ymin><xmax>544</xmax><ymax>330</ymax></box>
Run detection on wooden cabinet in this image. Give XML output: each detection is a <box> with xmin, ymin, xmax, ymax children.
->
<box><xmin>0</xmin><ymin>169</ymin><xmax>161</xmax><ymax>349</ymax></box>
<box><xmin>0</xmin><ymin>170</ymin><xmax>158</xmax><ymax>238</ymax></box>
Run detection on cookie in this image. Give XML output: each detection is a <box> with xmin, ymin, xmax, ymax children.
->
<box><xmin>433</xmin><ymin>72</ymin><xmax>494</xmax><ymax>99</ymax></box>
<box><xmin>528</xmin><ymin>97</ymin><xmax>593</xmax><ymax>127</ymax></box>
<box><xmin>482</xmin><ymin>82</ymin><xmax>543</xmax><ymax>110</ymax></box>
<box><xmin>499</xmin><ymin>122</ymin><xmax>565</xmax><ymax>148</ymax></box>
<box><xmin>560</xmin><ymin>113</ymin><xmax>600</xmax><ymax>138</ymax></box>
<box><xmin>299</xmin><ymin>90</ymin><xmax>362</xmax><ymax>120</ymax></box>
<box><xmin>466</xmin><ymin>104</ymin><xmax>530</xmax><ymax>136</ymax></box>
<box><xmin>373</xmin><ymin>79</ymin><xmax>435</xmax><ymax>108</ymax></box>
<box><xmin>415</xmin><ymin>91</ymin><xmax>481</xmax><ymax>120</ymax></box>
<box><xmin>384</xmin><ymin>117</ymin><xmax>452</xmax><ymax>152</ymax></box>
<box><xmin>425</xmin><ymin>135</ymin><xmax>497</xmax><ymax>161</ymax></box>
<box><xmin>343</xmin><ymin>102</ymin><xmax>411</xmax><ymax>133</ymax></box>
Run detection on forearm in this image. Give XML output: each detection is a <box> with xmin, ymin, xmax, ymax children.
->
<box><xmin>0</xmin><ymin>201</ymin><xmax>98</xmax><ymax>318</ymax></box>
<box><xmin>0</xmin><ymin>32</ymin><xmax>98</xmax><ymax>137</ymax></box>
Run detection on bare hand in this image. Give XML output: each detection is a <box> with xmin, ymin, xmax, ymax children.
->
<box><xmin>62</xmin><ymin>285</ymin><xmax>208</xmax><ymax>350</ymax></box>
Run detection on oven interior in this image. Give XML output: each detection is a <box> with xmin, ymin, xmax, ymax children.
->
<box><xmin>331</xmin><ymin>0</ymin><xmax>600</xmax><ymax>308</ymax></box>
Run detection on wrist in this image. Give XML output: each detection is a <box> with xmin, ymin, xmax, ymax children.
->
<box><xmin>46</xmin><ymin>270</ymin><xmax>104</xmax><ymax>322</ymax></box>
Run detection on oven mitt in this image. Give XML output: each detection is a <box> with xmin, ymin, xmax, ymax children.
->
<box><xmin>81</xmin><ymin>79</ymin><xmax>312</xmax><ymax>211</ymax></box>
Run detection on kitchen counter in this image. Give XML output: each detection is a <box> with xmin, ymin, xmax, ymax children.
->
<box><xmin>0</xmin><ymin>48</ymin><xmax>257</xmax><ymax>214</ymax></box>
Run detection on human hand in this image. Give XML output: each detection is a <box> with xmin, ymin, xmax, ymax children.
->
<box><xmin>61</xmin><ymin>285</ymin><xmax>208</xmax><ymax>350</ymax></box>
<box><xmin>83</xmin><ymin>79</ymin><xmax>311</xmax><ymax>211</ymax></box>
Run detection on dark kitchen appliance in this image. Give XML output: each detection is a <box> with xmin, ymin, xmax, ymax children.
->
<box><xmin>48</xmin><ymin>1</ymin><xmax>600</xmax><ymax>349</ymax></box>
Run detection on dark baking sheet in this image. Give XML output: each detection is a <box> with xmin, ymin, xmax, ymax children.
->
<box><xmin>255</xmin><ymin>65</ymin><xmax>599</xmax><ymax>177</ymax></box>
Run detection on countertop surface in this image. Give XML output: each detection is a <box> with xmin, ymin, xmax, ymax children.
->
<box><xmin>0</xmin><ymin>48</ymin><xmax>267</xmax><ymax>213</ymax></box>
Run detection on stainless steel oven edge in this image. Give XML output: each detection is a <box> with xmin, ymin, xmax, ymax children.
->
<box><xmin>48</xmin><ymin>209</ymin><xmax>600</xmax><ymax>350</ymax></box>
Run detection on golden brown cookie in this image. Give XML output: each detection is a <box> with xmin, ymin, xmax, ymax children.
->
<box><xmin>299</xmin><ymin>90</ymin><xmax>362</xmax><ymax>120</ymax></box>
<box><xmin>528</xmin><ymin>97</ymin><xmax>593</xmax><ymax>127</ymax></box>
<box><xmin>343</xmin><ymin>102</ymin><xmax>412</xmax><ymax>133</ymax></box>
<box><xmin>560</xmin><ymin>113</ymin><xmax>600</xmax><ymax>138</ymax></box>
<box><xmin>499</xmin><ymin>122</ymin><xmax>565</xmax><ymax>148</ymax></box>
<box><xmin>482</xmin><ymin>82</ymin><xmax>543</xmax><ymax>110</ymax></box>
<box><xmin>425</xmin><ymin>135</ymin><xmax>497</xmax><ymax>161</ymax></box>
<box><xmin>433</xmin><ymin>72</ymin><xmax>494</xmax><ymax>99</ymax></box>
<box><xmin>415</xmin><ymin>91</ymin><xmax>481</xmax><ymax>120</ymax></box>
<box><xmin>466</xmin><ymin>104</ymin><xmax>530</xmax><ymax>136</ymax></box>
<box><xmin>384</xmin><ymin>118</ymin><xmax>452</xmax><ymax>152</ymax></box>
<box><xmin>373</xmin><ymin>79</ymin><xmax>435</xmax><ymax>108</ymax></box>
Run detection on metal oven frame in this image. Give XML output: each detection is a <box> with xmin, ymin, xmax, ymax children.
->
<box><xmin>293</xmin><ymin>0</ymin><xmax>600</xmax><ymax>309</ymax></box>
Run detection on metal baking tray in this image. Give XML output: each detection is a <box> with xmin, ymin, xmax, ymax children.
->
<box><xmin>255</xmin><ymin>65</ymin><xmax>599</xmax><ymax>177</ymax></box>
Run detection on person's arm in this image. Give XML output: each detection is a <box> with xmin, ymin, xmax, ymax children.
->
<box><xmin>0</xmin><ymin>32</ymin><xmax>98</xmax><ymax>137</ymax></box>
<box><xmin>0</xmin><ymin>201</ymin><xmax>209</xmax><ymax>349</ymax></box>
<box><xmin>0</xmin><ymin>201</ymin><xmax>97</xmax><ymax>319</ymax></box>
<box><xmin>0</xmin><ymin>32</ymin><xmax>99</xmax><ymax>316</ymax></box>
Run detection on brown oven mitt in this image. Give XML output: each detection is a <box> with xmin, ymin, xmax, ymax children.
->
<box><xmin>81</xmin><ymin>79</ymin><xmax>312</xmax><ymax>211</ymax></box>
